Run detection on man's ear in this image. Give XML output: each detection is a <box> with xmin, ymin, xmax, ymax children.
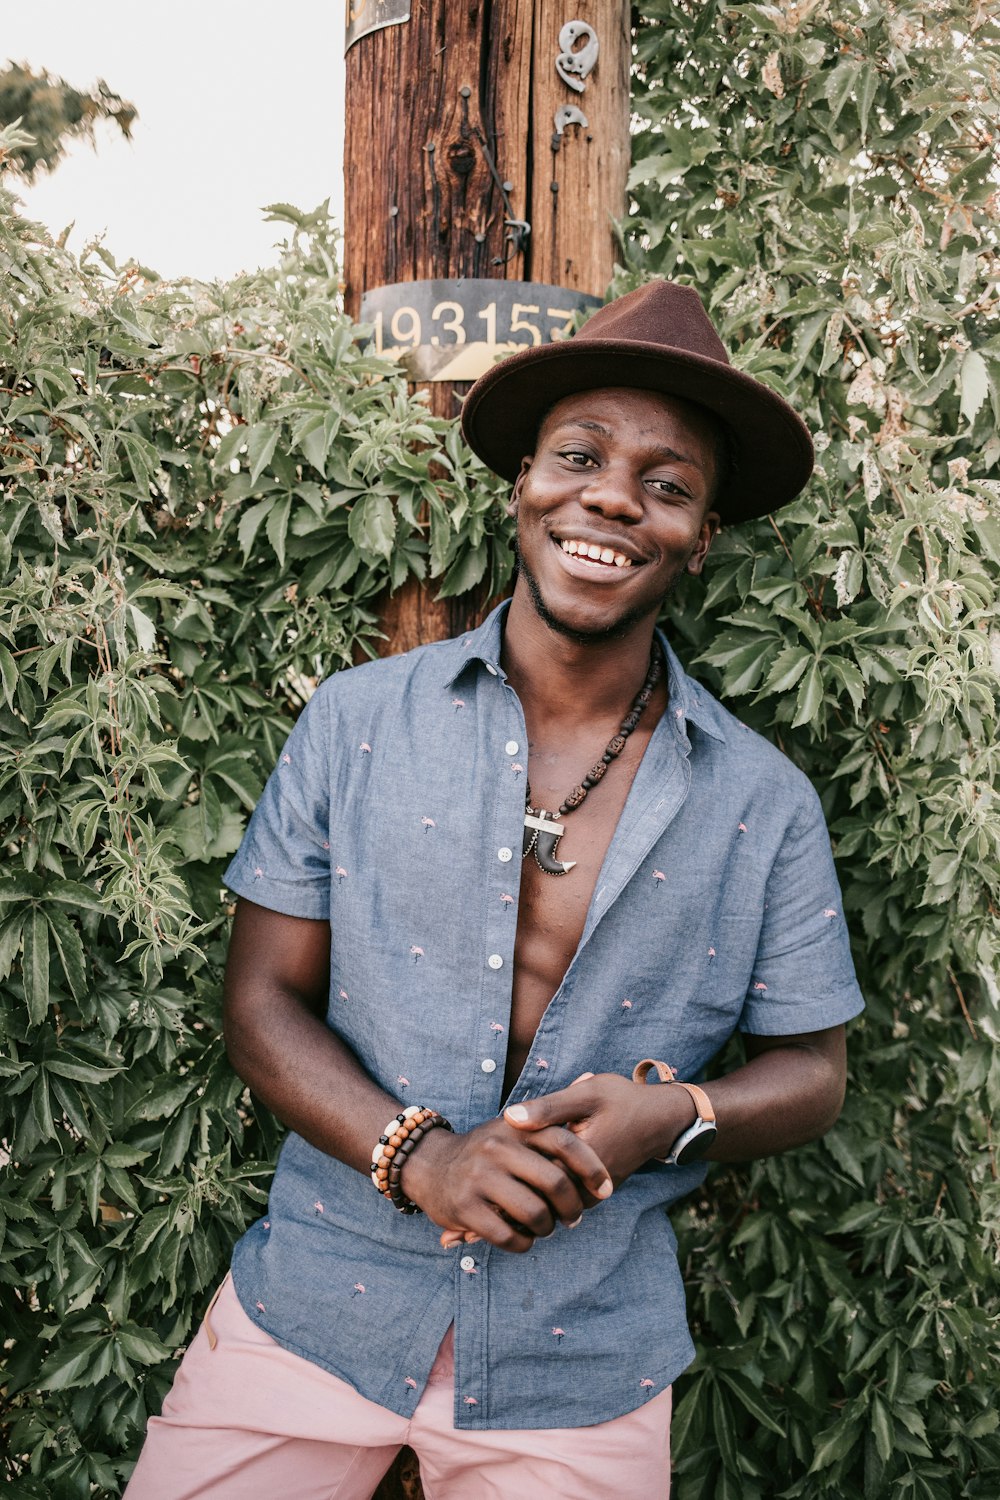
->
<box><xmin>508</xmin><ymin>456</ymin><xmax>533</xmax><ymax>518</ymax></box>
<box><xmin>685</xmin><ymin>511</ymin><xmax>721</xmax><ymax>576</ymax></box>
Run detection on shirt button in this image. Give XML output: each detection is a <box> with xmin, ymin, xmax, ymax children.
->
<box><xmin>487</xmin><ymin>954</ymin><xmax>503</xmax><ymax>970</ymax></box>
<box><xmin>498</xmin><ymin>847</ymin><xmax>513</xmax><ymax>863</ymax></box>
<box><xmin>481</xmin><ymin>1058</ymin><xmax>497</xmax><ymax>1073</ymax></box>
<box><xmin>460</xmin><ymin>1255</ymin><xmax>477</xmax><ymax>1271</ymax></box>
<box><xmin>485</xmin><ymin>663</ymin><xmax>498</xmax><ymax>676</ymax></box>
<box><xmin>505</xmin><ymin>740</ymin><xmax>519</xmax><ymax>755</ymax></box>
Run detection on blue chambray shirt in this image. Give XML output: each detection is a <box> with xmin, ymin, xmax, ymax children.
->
<box><xmin>223</xmin><ymin>601</ymin><xmax>864</xmax><ymax>1431</ymax></box>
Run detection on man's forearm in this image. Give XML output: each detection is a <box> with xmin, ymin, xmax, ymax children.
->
<box><xmin>225</xmin><ymin>983</ymin><xmax>402</xmax><ymax>1178</ymax></box>
<box><xmin>653</xmin><ymin>1031</ymin><xmax>846</xmax><ymax>1164</ymax></box>
<box><xmin>503</xmin><ymin>1026</ymin><xmax>848</xmax><ymax>1180</ymax></box>
<box><xmin>708</xmin><ymin>1046</ymin><xmax>844</xmax><ymax>1160</ymax></box>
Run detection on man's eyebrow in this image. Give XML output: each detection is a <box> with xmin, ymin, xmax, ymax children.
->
<box><xmin>548</xmin><ymin>419</ymin><xmax>613</xmax><ymax>439</ymax></box>
<box><xmin>549</xmin><ymin>419</ymin><xmax>706</xmax><ymax>473</ymax></box>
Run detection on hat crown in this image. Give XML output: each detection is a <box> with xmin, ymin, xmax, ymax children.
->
<box><xmin>578</xmin><ymin>281</ymin><xmax>730</xmax><ymax>366</ymax></box>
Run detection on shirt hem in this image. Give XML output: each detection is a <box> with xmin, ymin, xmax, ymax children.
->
<box><xmin>738</xmin><ymin>990</ymin><xmax>865</xmax><ymax>1035</ymax></box>
<box><xmin>224</xmin><ymin>866</ymin><xmax>330</xmax><ymax>922</ymax></box>
<box><xmin>452</xmin><ymin>1340</ymin><xmax>696</xmax><ymax>1431</ymax></box>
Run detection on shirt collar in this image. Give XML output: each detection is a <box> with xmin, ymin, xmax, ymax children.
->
<box><xmin>442</xmin><ymin>600</ymin><xmax>726</xmax><ymax>744</ymax></box>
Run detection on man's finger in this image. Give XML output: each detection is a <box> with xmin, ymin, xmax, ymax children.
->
<box><xmin>504</xmin><ymin>1082</ymin><xmax>593</xmax><ymax>1131</ymax></box>
<box><xmin>440</xmin><ymin>1229</ymin><xmax>480</xmax><ymax>1248</ymax></box>
<box><xmin>524</xmin><ymin>1124</ymin><xmax>613</xmax><ymax>1200</ymax></box>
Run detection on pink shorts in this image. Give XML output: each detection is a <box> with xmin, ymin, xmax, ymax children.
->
<box><xmin>125</xmin><ymin>1274</ymin><xmax>671</xmax><ymax>1499</ymax></box>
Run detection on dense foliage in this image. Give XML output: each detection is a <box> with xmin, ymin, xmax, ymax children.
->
<box><xmin>626</xmin><ymin>3</ymin><xmax>1000</xmax><ymax>1496</ymax></box>
<box><xmin>0</xmin><ymin>63</ymin><xmax>137</xmax><ymax>182</ymax></box>
<box><xmin>0</xmin><ymin>1</ymin><xmax>997</xmax><ymax>1495</ymax></box>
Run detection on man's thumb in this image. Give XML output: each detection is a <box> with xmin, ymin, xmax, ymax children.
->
<box><xmin>504</xmin><ymin>1073</ymin><xmax>595</xmax><ymax>1129</ymax></box>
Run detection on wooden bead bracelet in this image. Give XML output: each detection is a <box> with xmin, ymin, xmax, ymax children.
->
<box><xmin>370</xmin><ymin>1106</ymin><xmax>453</xmax><ymax>1215</ymax></box>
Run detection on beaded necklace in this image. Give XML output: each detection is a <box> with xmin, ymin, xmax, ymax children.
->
<box><xmin>522</xmin><ymin>646</ymin><xmax>664</xmax><ymax>876</ymax></box>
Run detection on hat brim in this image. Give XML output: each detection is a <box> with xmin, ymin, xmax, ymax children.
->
<box><xmin>460</xmin><ymin>339</ymin><xmax>814</xmax><ymax>523</ymax></box>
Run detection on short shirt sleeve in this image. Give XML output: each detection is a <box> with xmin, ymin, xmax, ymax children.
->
<box><xmin>739</xmin><ymin>783</ymin><xmax>864</xmax><ymax>1035</ymax></box>
<box><xmin>223</xmin><ymin>685</ymin><xmax>331</xmax><ymax>920</ymax></box>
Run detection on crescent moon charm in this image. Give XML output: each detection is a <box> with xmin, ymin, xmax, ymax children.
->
<box><xmin>523</xmin><ymin>809</ymin><xmax>576</xmax><ymax>875</ymax></box>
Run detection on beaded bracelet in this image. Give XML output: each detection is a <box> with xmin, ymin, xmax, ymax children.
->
<box><xmin>370</xmin><ymin>1106</ymin><xmax>452</xmax><ymax>1214</ymax></box>
<box><xmin>385</xmin><ymin>1115</ymin><xmax>453</xmax><ymax>1214</ymax></box>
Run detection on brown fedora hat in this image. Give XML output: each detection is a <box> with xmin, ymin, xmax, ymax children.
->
<box><xmin>460</xmin><ymin>280</ymin><xmax>814</xmax><ymax>523</ymax></box>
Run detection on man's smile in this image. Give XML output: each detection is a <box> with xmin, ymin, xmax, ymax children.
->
<box><xmin>550</xmin><ymin>532</ymin><xmax>644</xmax><ymax>580</ymax></box>
<box><xmin>554</xmin><ymin>533</ymin><xmax>637</xmax><ymax>568</ymax></box>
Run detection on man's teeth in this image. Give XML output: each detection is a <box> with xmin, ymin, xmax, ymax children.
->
<box><xmin>560</xmin><ymin>539</ymin><xmax>632</xmax><ymax>568</ymax></box>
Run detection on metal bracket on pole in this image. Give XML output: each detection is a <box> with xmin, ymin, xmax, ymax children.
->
<box><xmin>462</xmin><ymin>102</ymin><xmax>532</xmax><ymax>264</ymax></box>
<box><xmin>551</xmin><ymin>104</ymin><xmax>590</xmax><ymax>152</ymax></box>
<box><xmin>555</xmin><ymin>21</ymin><xmax>599</xmax><ymax>93</ymax></box>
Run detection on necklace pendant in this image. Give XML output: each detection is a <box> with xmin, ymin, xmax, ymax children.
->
<box><xmin>523</xmin><ymin>809</ymin><xmax>576</xmax><ymax>875</ymax></box>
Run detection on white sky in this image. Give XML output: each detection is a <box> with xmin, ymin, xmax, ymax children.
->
<box><xmin>4</xmin><ymin>2</ymin><xmax>346</xmax><ymax>280</ymax></box>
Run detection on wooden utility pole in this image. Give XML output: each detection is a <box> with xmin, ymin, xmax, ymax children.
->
<box><xmin>343</xmin><ymin>8</ymin><xmax>630</xmax><ymax>1496</ymax></box>
<box><xmin>343</xmin><ymin>0</ymin><xmax>631</xmax><ymax>656</ymax></box>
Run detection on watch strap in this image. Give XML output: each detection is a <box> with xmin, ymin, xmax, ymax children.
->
<box><xmin>631</xmin><ymin>1058</ymin><xmax>715</xmax><ymax>1124</ymax></box>
<box><xmin>631</xmin><ymin>1057</ymin><xmax>717</xmax><ymax>1163</ymax></box>
<box><xmin>673</xmin><ymin>1080</ymin><xmax>715</xmax><ymax>1125</ymax></box>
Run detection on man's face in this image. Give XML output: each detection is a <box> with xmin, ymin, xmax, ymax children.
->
<box><xmin>509</xmin><ymin>387</ymin><xmax>722</xmax><ymax>643</ymax></box>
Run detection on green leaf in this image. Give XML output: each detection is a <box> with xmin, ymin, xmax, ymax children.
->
<box><xmin>348</xmin><ymin>492</ymin><xmax>396</xmax><ymax>561</ymax></box>
<box><xmin>856</xmin><ymin>63</ymin><xmax>878</xmax><ymax>141</ymax></box>
<box><xmin>0</xmin><ymin>642</ymin><xmax>17</xmax><ymax>710</ymax></box>
<box><xmin>718</xmin><ymin>1369</ymin><xmax>785</xmax><ymax>1436</ymax></box>
<box><xmin>927</xmin><ymin>851</ymin><xmax>961</xmax><ymax>886</ymax></box>
<box><xmin>759</xmin><ymin>646</ymin><xmax>810</xmax><ymax>696</ymax></box>
<box><xmin>45</xmin><ymin>1052</ymin><xmax>119</xmax><ymax>1085</ymax></box>
<box><xmin>825</xmin><ymin>60</ymin><xmax>861</xmax><ymax>123</ymax></box>
<box><xmin>22</xmin><ymin>906</ymin><xmax>50</xmax><ymax>1027</ymax></box>
<box><xmin>264</xmin><ymin>493</ymin><xmax>292</xmax><ymax>568</ymax></box>
<box><xmin>115</xmin><ymin>1325</ymin><xmax>173</xmax><ymax>1365</ymax></box>
<box><xmin>44</xmin><ymin>907</ymin><xmax>87</xmax><ymax>999</ymax></box>
<box><xmin>0</xmin><ymin>913</ymin><xmax>24</xmax><ymax>983</ymax></box>
<box><xmin>872</xmin><ymin>1393</ymin><xmax>893</xmax><ymax>1463</ymax></box>
<box><xmin>246</xmin><ymin>423</ymin><xmax>280</xmax><ymax>486</ymax></box>
<box><xmin>238</xmin><ymin>498</ymin><xmax>273</xmax><ymax>559</ymax></box>
<box><xmin>791</xmin><ymin>660</ymin><xmax>824</xmax><ymax>728</ymax></box>
<box><xmin>960</xmin><ymin>350</ymin><xmax>989</xmax><ymax>425</ymax></box>
<box><xmin>809</xmin><ymin>1417</ymin><xmax>862</xmax><ymax>1471</ymax></box>
<box><xmin>129</xmin><ymin>603</ymin><xmax>158</xmax><ymax>654</ymax></box>
<box><xmin>37</xmin><ymin>1335</ymin><xmax>110</xmax><ymax>1392</ymax></box>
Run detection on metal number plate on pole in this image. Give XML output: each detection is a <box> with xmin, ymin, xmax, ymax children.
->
<box><xmin>345</xmin><ymin>0</ymin><xmax>410</xmax><ymax>53</ymax></box>
<box><xmin>360</xmin><ymin>279</ymin><xmax>600</xmax><ymax>382</ymax></box>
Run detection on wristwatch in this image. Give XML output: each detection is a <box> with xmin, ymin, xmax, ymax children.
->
<box><xmin>662</xmin><ymin>1081</ymin><xmax>717</xmax><ymax>1164</ymax></box>
<box><xmin>631</xmin><ymin>1058</ymin><xmax>718</xmax><ymax>1166</ymax></box>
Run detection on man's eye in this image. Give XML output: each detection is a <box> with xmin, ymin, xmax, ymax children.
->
<box><xmin>561</xmin><ymin>450</ymin><xmax>595</xmax><ymax>466</ymax></box>
<box><xmin>650</xmin><ymin>478</ymin><xmax>686</xmax><ymax>497</ymax></box>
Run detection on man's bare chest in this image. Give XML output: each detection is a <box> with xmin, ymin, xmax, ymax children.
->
<box><xmin>504</xmin><ymin>694</ymin><xmax>666</xmax><ymax>1086</ymax></box>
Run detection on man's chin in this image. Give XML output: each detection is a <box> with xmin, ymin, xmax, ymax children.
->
<box><xmin>517</xmin><ymin>564</ymin><xmax>655</xmax><ymax>644</ymax></box>
<box><xmin>514</xmin><ymin>544</ymin><xmax>668</xmax><ymax>645</ymax></box>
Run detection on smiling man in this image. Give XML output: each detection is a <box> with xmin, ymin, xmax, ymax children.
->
<box><xmin>126</xmin><ymin>281</ymin><xmax>865</xmax><ymax>1499</ymax></box>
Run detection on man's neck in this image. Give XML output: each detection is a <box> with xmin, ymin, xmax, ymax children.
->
<box><xmin>500</xmin><ymin>587</ymin><xmax>660</xmax><ymax>733</ymax></box>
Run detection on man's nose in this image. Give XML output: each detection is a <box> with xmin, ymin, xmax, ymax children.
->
<box><xmin>580</xmin><ymin>465</ymin><xmax>643</xmax><ymax>520</ymax></box>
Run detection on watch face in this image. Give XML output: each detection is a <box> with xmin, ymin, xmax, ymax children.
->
<box><xmin>674</xmin><ymin>1122</ymin><xmax>717</xmax><ymax>1165</ymax></box>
